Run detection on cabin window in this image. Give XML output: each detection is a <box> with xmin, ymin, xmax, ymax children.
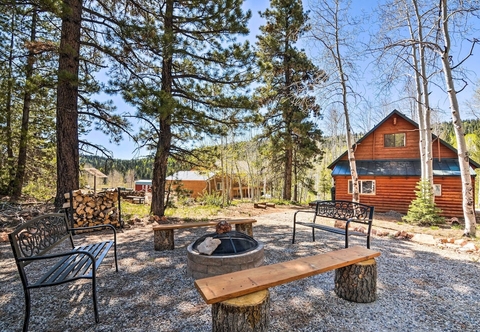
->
<box><xmin>348</xmin><ymin>180</ymin><xmax>376</xmax><ymax>195</ymax></box>
<box><xmin>216</xmin><ymin>183</ymin><xmax>222</xmax><ymax>190</ymax></box>
<box><xmin>433</xmin><ymin>184</ymin><xmax>442</xmax><ymax>196</ymax></box>
<box><xmin>384</xmin><ymin>133</ymin><xmax>405</xmax><ymax>147</ymax></box>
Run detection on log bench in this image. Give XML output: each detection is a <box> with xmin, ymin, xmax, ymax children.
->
<box><xmin>8</xmin><ymin>213</ymin><xmax>119</xmax><ymax>332</ymax></box>
<box><xmin>127</xmin><ymin>195</ymin><xmax>145</xmax><ymax>204</ymax></box>
<box><xmin>195</xmin><ymin>246</ymin><xmax>380</xmax><ymax>331</ymax></box>
<box><xmin>292</xmin><ymin>200</ymin><xmax>375</xmax><ymax>249</ymax></box>
<box><xmin>153</xmin><ymin>219</ymin><xmax>256</xmax><ymax>251</ymax></box>
<box><xmin>253</xmin><ymin>202</ymin><xmax>275</xmax><ymax>209</ymax></box>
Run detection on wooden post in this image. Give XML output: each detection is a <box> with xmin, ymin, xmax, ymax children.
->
<box><xmin>154</xmin><ymin>229</ymin><xmax>174</xmax><ymax>251</ymax></box>
<box><xmin>235</xmin><ymin>223</ymin><xmax>253</xmax><ymax>237</ymax></box>
<box><xmin>212</xmin><ymin>289</ymin><xmax>270</xmax><ymax>332</ymax></box>
<box><xmin>334</xmin><ymin>258</ymin><xmax>377</xmax><ymax>303</ymax></box>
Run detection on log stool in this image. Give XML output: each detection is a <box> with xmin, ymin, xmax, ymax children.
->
<box><xmin>235</xmin><ymin>223</ymin><xmax>253</xmax><ymax>237</ymax></box>
<box><xmin>334</xmin><ymin>258</ymin><xmax>377</xmax><ymax>303</ymax></box>
<box><xmin>153</xmin><ymin>229</ymin><xmax>174</xmax><ymax>251</ymax></box>
<box><xmin>212</xmin><ymin>290</ymin><xmax>270</xmax><ymax>332</ymax></box>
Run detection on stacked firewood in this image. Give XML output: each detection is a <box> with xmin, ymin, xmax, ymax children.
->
<box><xmin>64</xmin><ymin>189</ymin><xmax>120</xmax><ymax>228</ymax></box>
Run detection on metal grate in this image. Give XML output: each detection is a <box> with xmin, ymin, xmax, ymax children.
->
<box><xmin>192</xmin><ymin>231</ymin><xmax>258</xmax><ymax>256</ymax></box>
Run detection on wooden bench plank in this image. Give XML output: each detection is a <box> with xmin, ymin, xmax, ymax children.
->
<box><xmin>295</xmin><ymin>222</ymin><xmax>366</xmax><ymax>237</ymax></box>
<box><xmin>152</xmin><ymin>219</ymin><xmax>256</xmax><ymax>231</ymax></box>
<box><xmin>195</xmin><ymin>246</ymin><xmax>380</xmax><ymax>304</ymax></box>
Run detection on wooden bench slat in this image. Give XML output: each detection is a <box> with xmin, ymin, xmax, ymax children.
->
<box><xmin>295</xmin><ymin>222</ymin><xmax>367</xmax><ymax>237</ymax></box>
<box><xmin>293</xmin><ymin>200</ymin><xmax>375</xmax><ymax>248</ymax></box>
<box><xmin>153</xmin><ymin>219</ymin><xmax>256</xmax><ymax>231</ymax></box>
<box><xmin>33</xmin><ymin>241</ymin><xmax>115</xmax><ymax>286</ymax></box>
<box><xmin>195</xmin><ymin>246</ymin><xmax>380</xmax><ymax>304</ymax></box>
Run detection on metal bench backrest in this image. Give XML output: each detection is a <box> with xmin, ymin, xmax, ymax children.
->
<box><xmin>9</xmin><ymin>213</ymin><xmax>74</xmax><ymax>268</ymax></box>
<box><xmin>315</xmin><ymin>200</ymin><xmax>374</xmax><ymax>222</ymax></box>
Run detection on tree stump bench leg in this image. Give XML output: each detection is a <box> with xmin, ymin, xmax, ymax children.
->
<box><xmin>334</xmin><ymin>258</ymin><xmax>377</xmax><ymax>303</ymax></box>
<box><xmin>212</xmin><ymin>289</ymin><xmax>270</xmax><ymax>332</ymax></box>
<box><xmin>154</xmin><ymin>229</ymin><xmax>174</xmax><ymax>251</ymax></box>
<box><xmin>235</xmin><ymin>223</ymin><xmax>253</xmax><ymax>237</ymax></box>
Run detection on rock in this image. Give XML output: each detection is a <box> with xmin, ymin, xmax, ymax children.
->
<box><xmin>198</xmin><ymin>237</ymin><xmax>221</xmax><ymax>255</ymax></box>
<box><xmin>334</xmin><ymin>220</ymin><xmax>346</xmax><ymax>229</ymax></box>
<box><xmin>356</xmin><ymin>226</ymin><xmax>366</xmax><ymax>234</ymax></box>
<box><xmin>449</xmin><ymin>217</ymin><xmax>460</xmax><ymax>225</ymax></box>
<box><xmin>0</xmin><ymin>232</ymin><xmax>8</xmax><ymax>243</ymax></box>
<box><xmin>398</xmin><ymin>231</ymin><xmax>414</xmax><ymax>239</ymax></box>
<box><xmin>411</xmin><ymin>234</ymin><xmax>436</xmax><ymax>245</ymax></box>
<box><xmin>454</xmin><ymin>239</ymin><xmax>468</xmax><ymax>246</ymax></box>
<box><xmin>458</xmin><ymin>242</ymin><xmax>478</xmax><ymax>252</ymax></box>
<box><xmin>216</xmin><ymin>221</ymin><xmax>232</xmax><ymax>234</ymax></box>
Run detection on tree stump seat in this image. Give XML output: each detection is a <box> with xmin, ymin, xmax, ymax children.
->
<box><xmin>195</xmin><ymin>246</ymin><xmax>381</xmax><ymax>331</ymax></box>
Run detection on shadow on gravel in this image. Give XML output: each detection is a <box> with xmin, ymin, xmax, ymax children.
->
<box><xmin>1</xmin><ymin>215</ymin><xmax>479</xmax><ymax>332</ymax></box>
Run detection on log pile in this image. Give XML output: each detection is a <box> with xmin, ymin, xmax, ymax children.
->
<box><xmin>64</xmin><ymin>189</ymin><xmax>120</xmax><ymax>228</ymax></box>
<box><xmin>253</xmin><ymin>202</ymin><xmax>275</xmax><ymax>209</ymax></box>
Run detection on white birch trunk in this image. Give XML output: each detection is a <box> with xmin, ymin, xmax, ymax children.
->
<box><xmin>439</xmin><ymin>0</ymin><xmax>476</xmax><ymax>237</ymax></box>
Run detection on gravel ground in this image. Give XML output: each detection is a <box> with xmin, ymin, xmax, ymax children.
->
<box><xmin>1</xmin><ymin>208</ymin><xmax>479</xmax><ymax>332</ymax></box>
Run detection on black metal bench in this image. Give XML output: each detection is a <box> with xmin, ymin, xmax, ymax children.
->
<box><xmin>8</xmin><ymin>213</ymin><xmax>119</xmax><ymax>332</ymax></box>
<box><xmin>292</xmin><ymin>200</ymin><xmax>374</xmax><ymax>248</ymax></box>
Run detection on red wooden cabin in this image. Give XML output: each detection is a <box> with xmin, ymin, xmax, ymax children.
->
<box><xmin>328</xmin><ymin>110</ymin><xmax>479</xmax><ymax>217</ymax></box>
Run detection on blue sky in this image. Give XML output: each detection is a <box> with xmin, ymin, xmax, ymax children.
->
<box><xmin>86</xmin><ymin>0</ymin><xmax>480</xmax><ymax>160</ymax></box>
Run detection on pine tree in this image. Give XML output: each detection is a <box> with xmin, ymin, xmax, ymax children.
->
<box><xmin>108</xmin><ymin>0</ymin><xmax>256</xmax><ymax>216</ymax></box>
<box><xmin>403</xmin><ymin>180</ymin><xmax>444</xmax><ymax>226</ymax></box>
<box><xmin>256</xmin><ymin>0</ymin><xmax>325</xmax><ymax>201</ymax></box>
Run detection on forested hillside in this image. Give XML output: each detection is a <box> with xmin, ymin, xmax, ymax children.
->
<box><xmin>81</xmin><ymin>155</ymin><xmax>154</xmax><ymax>183</ymax></box>
<box><xmin>79</xmin><ymin>117</ymin><xmax>480</xmax><ymax>196</ymax></box>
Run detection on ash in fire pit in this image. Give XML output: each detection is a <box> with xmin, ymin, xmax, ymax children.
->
<box><xmin>186</xmin><ymin>222</ymin><xmax>264</xmax><ymax>279</ymax></box>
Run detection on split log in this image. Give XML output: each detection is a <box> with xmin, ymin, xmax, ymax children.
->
<box><xmin>253</xmin><ymin>203</ymin><xmax>267</xmax><ymax>209</ymax></box>
<box><xmin>212</xmin><ymin>289</ymin><xmax>270</xmax><ymax>332</ymax></box>
<box><xmin>334</xmin><ymin>258</ymin><xmax>377</xmax><ymax>303</ymax></box>
<box><xmin>65</xmin><ymin>189</ymin><xmax>120</xmax><ymax>228</ymax></box>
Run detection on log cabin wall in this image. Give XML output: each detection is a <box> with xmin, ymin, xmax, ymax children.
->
<box><xmin>330</xmin><ymin>110</ymin><xmax>477</xmax><ymax>218</ymax></box>
<box><xmin>343</xmin><ymin>115</ymin><xmax>457</xmax><ymax>161</ymax></box>
<box><xmin>333</xmin><ymin>175</ymin><xmax>472</xmax><ymax>217</ymax></box>
<box><xmin>166</xmin><ymin>180</ymin><xmax>209</xmax><ymax>199</ymax></box>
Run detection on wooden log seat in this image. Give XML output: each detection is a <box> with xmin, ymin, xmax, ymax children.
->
<box><xmin>195</xmin><ymin>246</ymin><xmax>381</xmax><ymax>330</ymax></box>
<box><xmin>334</xmin><ymin>258</ymin><xmax>377</xmax><ymax>303</ymax></box>
<box><xmin>292</xmin><ymin>200</ymin><xmax>375</xmax><ymax>249</ymax></box>
<box><xmin>126</xmin><ymin>196</ymin><xmax>145</xmax><ymax>204</ymax></box>
<box><xmin>153</xmin><ymin>219</ymin><xmax>257</xmax><ymax>251</ymax></box>
<box><xmin>212</xmin><ymin>290</ymin><xmax>270</xmax><ymax>332</ymax></box>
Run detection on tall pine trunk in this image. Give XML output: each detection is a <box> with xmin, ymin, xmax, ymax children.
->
<box><xmin>5</xmin><ymin>8</ymin><xmax>15</xmax><ymax>195</ymax></box>
<box><xmin>151</xmin><ymin>0</ymin><xmax>173</xmax><ymax>217</ymax></box>
<box><xmin>12</xmin><ymin>8</ymin><xmax>38</xmax><ymax>200</ymax></box>
<box><xmin>55</xmin><ymin>0</ymin><xmax>82</xmax><ymax>207</ymax></box>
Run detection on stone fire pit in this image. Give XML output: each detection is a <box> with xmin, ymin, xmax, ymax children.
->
<box><xmin>186</xmin><ymin>231</ymin><xmax>264</xmax><ymax>279</ymax></box>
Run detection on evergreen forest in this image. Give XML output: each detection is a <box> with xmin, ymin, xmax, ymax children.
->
<box><xmin>1</xmin><ymin>0</ymin><xmax>479</xmax><ymax>212</ymax></box>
